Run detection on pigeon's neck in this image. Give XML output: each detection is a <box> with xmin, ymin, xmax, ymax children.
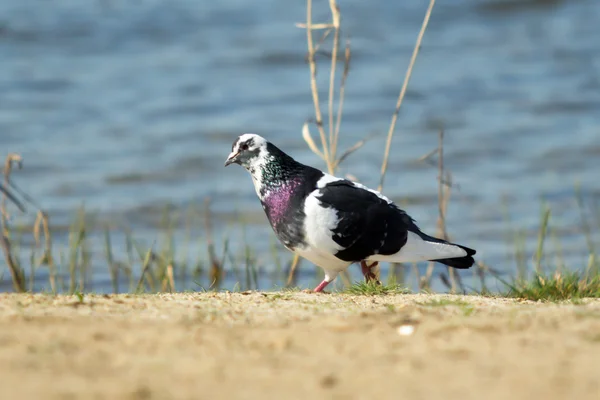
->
<box><xmin>247</xmin><ymin>144</ymin><xmax>305</xmax><ymax>201</ymax></box>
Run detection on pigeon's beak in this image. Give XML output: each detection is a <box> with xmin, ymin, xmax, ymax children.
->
<box><xmin>224</xmin><ymin>151</ymin><xmax>240</xmax><ymax>167</ymax></box>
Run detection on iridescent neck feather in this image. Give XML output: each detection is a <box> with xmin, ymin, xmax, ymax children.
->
<box><xmin>244</xmin><ymin>142</ymin><xmax>303</xmax><ymax>201</ymax></box>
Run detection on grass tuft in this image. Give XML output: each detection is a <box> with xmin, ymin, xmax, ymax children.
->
<box><xmin>343</xmin><ymin>281</ymin><xmax>410</xmax><ymax>296</ymax></box>
<box><xmin>504</xmin><ymin>272</ymin><xmax>600</xmax><ymax>302</ymax></box>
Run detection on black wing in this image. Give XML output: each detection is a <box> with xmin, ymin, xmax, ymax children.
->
<box><xmin>317</xmin><ymin>180</ymin><xmax>418</xmax><ymax>262</ymax></box>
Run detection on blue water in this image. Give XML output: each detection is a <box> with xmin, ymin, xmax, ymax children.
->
<box><xmin>1</xmin><ymin>0</ymin><xmax>599</xmax><ymax>292</ymax></box>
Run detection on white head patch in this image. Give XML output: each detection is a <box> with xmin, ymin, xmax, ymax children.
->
<box><xmin>226</xmin><ymin>133</ymin><xmax>271</xmax><ymax>196</ymax></box>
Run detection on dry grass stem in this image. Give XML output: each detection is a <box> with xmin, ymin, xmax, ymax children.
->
<box><xmin>419</xmin><ymin>130</ymin><xmax>463</xmax><ymax>292</ymax></box>
<box><xmin>300</xmin><ymin>0</ymin><xmax>356</xmax><ymax>174</ymax></box>
<box><xmin>295</xmin><ymin>23</ymin><xmax>333</xmax><ymax>29</ymax></box>
<box><xmin>286</xmin><ymin>253</ymin><xmax>301</xmax><ymax>287</ymax></box>
<box><xmin>33</xmin><ymin>211</ymin><xmax>55</xmax><ymax>292</ymax></box>
<box><xmin>136</xmin><ymin>246</ymin><xmax>155</xmax><ymax>293</ymax></box>
<box><xmin>334</xmin><ymin>135</ymin><xmax>370</xmax><ymax>169</ymax></box>
<box><xmin>378</xmin><ymin>0</ymin><xmax>436</xmax><ymax>192</ymax></box>
<box><xmin>327</xmin><ymin>0</ymin><xmax>341</xmax><ymax>154</ymax></box>
<box><xmin>0</xmin><ymin>233</ymin><xmax>24</xmax><ymax>292</ymax></box>
<box><xmin>1</xmin><ymin>154</ymin><xmax>23</xmax><ymax>226</ymax></box>
<box><xmin>0</xmin><ymin>184</ymin><xmax>25</xmax><ymax>217</ymax></box>
<box><xmin>0</xmin><ymin>154</ymin><xmax>25</xmax><ymax>292</ymax></box>
<box><xmin>204</xmin><ymin>198</ymin><xmax>222</xmax><ymax>288</ymax></box>
<box><xmin>161</xmin><ymin>264</ymin><xmax>176</xmax><ymax>293</ymax></box>
<box><xmin>333</xmin><ymin>41</ymin><xmax>351</xmax><ymax>157</ymax></box>
<box><xmin>305</xmin><ymin>0</ymin><xmax>331</xmax><ymax>169</ymax></box>
<box><xmin>302</xmin><ymin>122</ymin><xmax>325</xmax><ymax>159</ymax></box>
<box><xmin>313</xmin><ymin>28</ymin><xmax>333</xmax><ymax>56</ymax></box>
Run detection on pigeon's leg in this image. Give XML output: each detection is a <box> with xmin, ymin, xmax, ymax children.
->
<box><xmin>360</xmin><ymin>261</ymin><xmax>381</xmax><ymax>284</ymax></box>
<box><xmin>302</xmin><ymin>280</ymin><xmax>331</xmax><ymax>293</ymax></box>
<box><xmin>312</xmin><ymin>270</ymin><xmax>338</xmax><ymax>293</ymax></box>
<box><xmin>313</xmin><ymin>280</ymin><xmax>331</xmax><ymax>292</ymax></box>
<box><xmin>360</xmin><ymin>261</ymin><xmax>374</xmax><ymax>279</ymax></box>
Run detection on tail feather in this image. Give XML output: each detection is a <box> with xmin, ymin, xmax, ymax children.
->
<box><xmin>436</xmin><ymin>254</ymin><xmax>475</xmax><ymax>269</ymax></box>
<box><xmin>372</xmin><ymin>230</ymin><xmax>477</xmax><ymax>268</ymax></box>
<box><xmin>417</xmin><ymin>232</ymin><xmax>476</xmax><ymax>270</ymax></box>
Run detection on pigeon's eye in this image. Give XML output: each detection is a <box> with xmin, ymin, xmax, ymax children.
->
<box><xmin>241</xmin><ymin>143</ymin><xmax>249</xmax><ymax>151</ymax></box>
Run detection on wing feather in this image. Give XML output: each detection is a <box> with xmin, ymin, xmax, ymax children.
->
<box><xmin>315</xmin><ymin>180</ymin><xmax>415</xmax><ymax>262</ymax></box>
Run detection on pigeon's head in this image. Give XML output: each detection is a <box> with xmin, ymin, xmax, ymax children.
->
<box><xmin>224</xmin><ymin>133</ymin><xmax>268</xmax><ymax>169</ymax></box>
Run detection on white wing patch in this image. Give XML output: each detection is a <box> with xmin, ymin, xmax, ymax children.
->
<box><xmin>303</xmin><ymin>192</ymin><xmax>343</xmax><ymax>253</ymax></box>
<box><xmin>298</xmin><ymin>190</ymin><xmax>350</xmax><ymax>271</ymax></box>
<box><xmin>368</xmin><ymin>231</ymin><xmax>467</xmax><ymax>263</ymax></box>
<box><xmin>349</xmin><ymin>181</ymin><xmax>393</xmax><ymax>204</ymax></box>
<box><xmin>316</xmin><ymin>173</ymin><xmax>392</xmax><ymax>204</ymax></box>
<box><xmin>316</xmin><ymin>173</ymin><xmax>344</xmax><ymax>188</ymax></box>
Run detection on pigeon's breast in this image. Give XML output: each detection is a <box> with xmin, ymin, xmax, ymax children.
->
<box><xmin>261</xmin><ymin>179</ymin><xmax>306</xmax><ymax>249</ymax></box>
<box><xmin>262</xmin><ymin>186</ymin><xmax>296</xmax><ymax>226</ymax></box>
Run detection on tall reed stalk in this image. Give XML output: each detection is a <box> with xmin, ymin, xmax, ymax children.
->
<box><xmin>292</xmin><ymin>0</ymin><xmax>436</xmax><ymax>287</ymax></box>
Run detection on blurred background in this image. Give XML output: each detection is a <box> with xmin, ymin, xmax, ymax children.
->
<box><xmin>0</xmin><ymin>0</ymin><xmax>599</xmax><ymax>293</ymax></box>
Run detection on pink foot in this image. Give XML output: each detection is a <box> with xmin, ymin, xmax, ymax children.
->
<box><xmin>313</xmin><ymin>279</ymin><xmax>331</xmax><ymax>293</ymax></box>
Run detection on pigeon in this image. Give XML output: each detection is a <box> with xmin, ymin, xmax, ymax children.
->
<box><xmin>225</xmin><ymin>133</ymin><xmax>476</xmax><ymax>292</ymax></box>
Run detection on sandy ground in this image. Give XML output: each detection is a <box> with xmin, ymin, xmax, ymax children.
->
<box><xmin>0</xmin><ymin>292</ymin><xmax>599</xmax><ymax>400</ymax></box>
